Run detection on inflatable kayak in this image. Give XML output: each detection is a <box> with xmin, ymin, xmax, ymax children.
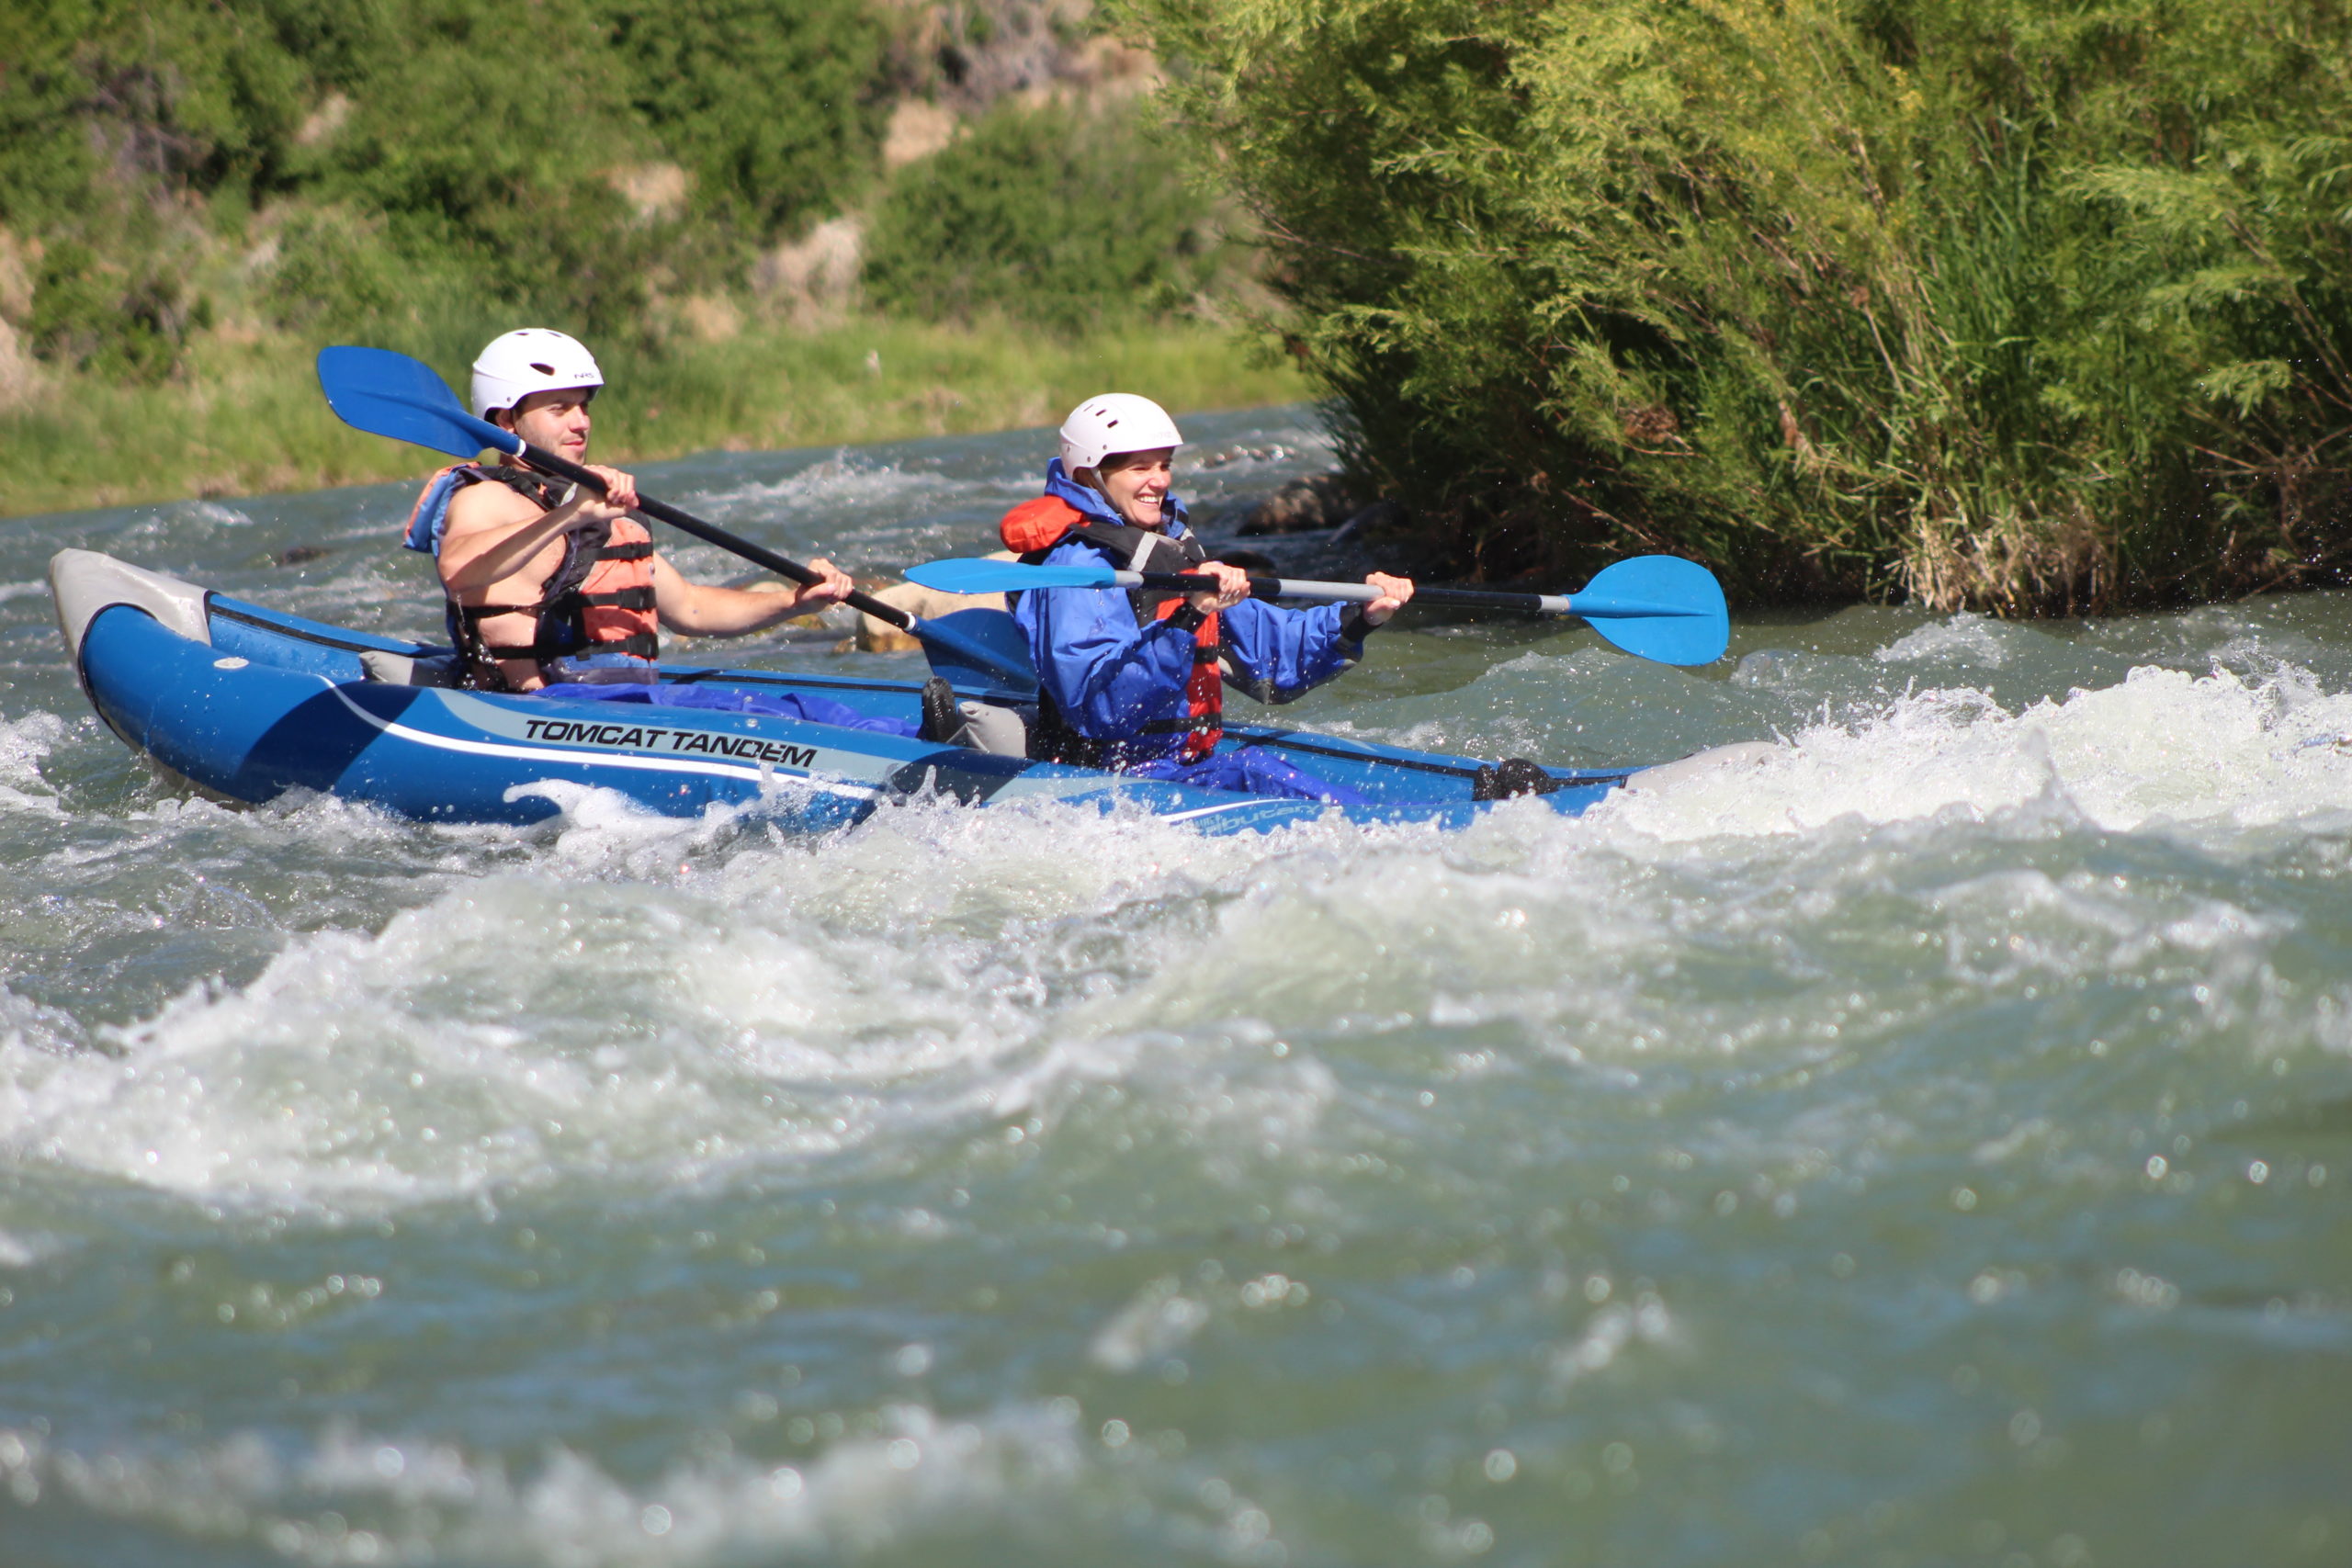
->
<box><xmin>49</xmin><ymin>548</ymin><xmax>1679</xmax><ymax>835</ymax></box>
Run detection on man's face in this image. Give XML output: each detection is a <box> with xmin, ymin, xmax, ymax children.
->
<box><xmin>502</xmin><ymin>389</ymin><xmax>596</xmax><ymax>460</ymax></box>
<box><xmin>1087</xmin><ymin>447</ymin><xmax>1175</xmax><ymax>531</ymax></box>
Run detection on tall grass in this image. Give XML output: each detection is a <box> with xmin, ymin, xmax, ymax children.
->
<box><xmin>0</xmin><ymin>319</ymin><xmax>1306</xmax><ymax>517</ymax></box>
<box><xmin>1136</xmin><ymin>0</ymin><xmax>2352</xmax><ymax>612</ymax></box>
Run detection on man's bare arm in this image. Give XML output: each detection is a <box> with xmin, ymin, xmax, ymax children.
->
<box><xmin>650</xmin><ymin>556</ymin><xmax>856</xmax><ymax>637</ymax></box>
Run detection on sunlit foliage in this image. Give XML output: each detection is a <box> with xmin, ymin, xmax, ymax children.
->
<box><xmin>1135</xmin><ymin>0</ymin><xmax>2352</xmax><ymax>611</ymax></box>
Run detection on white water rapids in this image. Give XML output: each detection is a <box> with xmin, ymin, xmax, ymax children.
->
<box><xmin>1</xmin><ymin>411</ymin><xmax>2347</xmax><ymax>1567</ymax></box>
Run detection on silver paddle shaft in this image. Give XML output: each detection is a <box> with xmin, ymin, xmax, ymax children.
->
<box><xmin>1114</xmin><ymin>570</ymin><xmax>1693</xmax><ymax>619</ymax></box>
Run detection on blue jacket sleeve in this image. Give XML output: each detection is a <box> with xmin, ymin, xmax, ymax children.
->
<box><xmin>1012</xmin><ymin>543</ymin><xmax>1201</xmax><ymax>739</ymax></box>
<box><xmin>1218</xmin><ymin>598</ymin><xmax>1363</xmax><ymax>705</ymax></box>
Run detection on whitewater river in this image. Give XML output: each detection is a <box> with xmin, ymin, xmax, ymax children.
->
<box><xmin>3</xmin><ymin>409</ymin><xmax>2349</xmax><ymax>1567</ymax></box>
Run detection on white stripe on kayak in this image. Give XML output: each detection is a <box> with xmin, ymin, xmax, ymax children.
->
<box><xmin>1158</xmin><ymin>796</ymin><xmax>1297</xmax><ymax>822</ymax></box>
<box><xmin>322</xmin><ymin>682</ymin><xmax>879</xmax><ymax>801</ymax></box>
<box><xmin>321</xmin><ymin>682</ymin><xmax>1283</xmax><ymax>820</ymax></box>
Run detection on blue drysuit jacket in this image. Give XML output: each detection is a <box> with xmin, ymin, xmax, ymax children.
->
<box><xmin>1010</xmin><ymin>461</ymin><xmax>1364</xmax><ymax>765</ymax></box>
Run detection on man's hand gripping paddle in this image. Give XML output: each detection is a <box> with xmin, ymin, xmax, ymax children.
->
<box><xmin>314</xmin><ymin>345</ymin><xmax>1032</xmax><ymax>682</ymax></box>
<box><xmin>907</xmin><ymin>554</ymin><xmax>1731</xmax><ymax>666</ymax></box>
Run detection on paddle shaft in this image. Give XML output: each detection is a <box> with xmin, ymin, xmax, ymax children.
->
<box><xmin>510</xmin><ymin>441</ymin><xmax>923</xmax><ymax>635</ymax></box>
<box><xmin>1112</xmin><ymin>569</ymin><xmax>1698</xmax><ymax>621</ymax></box>
<box><xmin>313</xmin><ymin>344</ymin><xmax>1037</xmax><ymax>680</ymax></box>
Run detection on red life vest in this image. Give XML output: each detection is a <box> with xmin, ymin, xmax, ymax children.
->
<box><xmin>404</xmin><ymin>463</ymin><xmax>659</xmax><ymax>688</ymax></box>
<box><xmin>999</xmin><ymin>495</ymin><xmax>1223</xmax><ymax>762</ymax></box>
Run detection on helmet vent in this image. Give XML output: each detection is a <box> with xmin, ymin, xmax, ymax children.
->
<box><xmin>529</xmin><ymin>362</ymin><xmax>556</xmax><ymax>375</ymax></box>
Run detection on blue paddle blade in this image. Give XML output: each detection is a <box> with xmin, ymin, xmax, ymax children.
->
<box><xmin>908</xmin><ymin>557</ymin><xmax>1117</xmax><ymax>594</ymax></box>
<box><xmin>316</xmin><ymin>346</ymin><xmax>518</xmax><ymax>461</ymax></box>
<box><xmin>919</xmin><ymin>607</ymin><xmax>1040</xmax><ymax>699</ymax></box>
<box><xmin>1570</xmin><ymin>556</ymin><xmax>1729</xmax><ymax>665</ymax></box>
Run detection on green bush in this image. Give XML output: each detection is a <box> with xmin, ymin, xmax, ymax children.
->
<box><xmin>597</xmin><ymin>0</ymin><xmax>890</xmax><ymax>238</ymax></box>
<box><xmin>1136</xmin><ymin>0</ymin><xmax>2352</xmax><ymax>612</ymax></box>
<box><xmin>863</xmin><ymin>99</ymin><xmax>1227</xmax><ymax>333</ymax></box>
<box><xmin>28</xmin><ymin>241</ymin><xmax>209</xmax><ymax>382</ymax></box>
<box><xmin>0</xmin><ymin>0</ymin><xmax>313</xmax><ymax>223</ymax></box>
<box><xmin>1</xmin><ymin>0</ymin><xmax>907</xmax><ymax>378</ymax></box>
<box><xmin>304</xmin><ymin>5</ymin><xmax>662</xmax><ymax>334</ymax></box>
<box><xmin>0</xmin><ymin>0</ymin><xmax>314</xmax><ymax>377</ymax></box>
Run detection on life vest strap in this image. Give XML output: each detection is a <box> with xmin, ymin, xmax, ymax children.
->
<box><xmin>575</xmin><ymin>586</ymin><xmax>657</xmax><ymax>611</ymax></box>
<box><xmin>480</xmin><ymin>632</ymin><xmax>660</xmax><ymax>662</ymax></box>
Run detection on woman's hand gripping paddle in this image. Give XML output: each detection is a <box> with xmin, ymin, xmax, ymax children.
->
<box><xmin>906</xmin><ymin>553</ymin><xmax>1731</xmax><ymax>666</ymax></box>
<box><xmin>314</xmin><ymin>345</ymin><xmax>1034</xmax><ymax>684</ymax></box>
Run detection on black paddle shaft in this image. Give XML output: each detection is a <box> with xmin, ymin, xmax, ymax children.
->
<box><xmin>516</xmin><ymin>440</ymin><xmax>921</xmax><ymax>634</ymax></box>
<box><xmin>1131</xmin><ymin>569</ymin><xmax>1555</xmax><ymax>615</ymax></box>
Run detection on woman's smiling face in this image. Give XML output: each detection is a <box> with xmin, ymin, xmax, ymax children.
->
<box><xmin>1085</xmin><ymin>447</ymin><xmax>1175</xmax><ymax>530</ymax></box>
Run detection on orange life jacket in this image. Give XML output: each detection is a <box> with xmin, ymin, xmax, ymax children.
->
<box><xmin>404</xmin><ymin>463</ymin><xmax>659</xmax><ymax>689</ymax></box>
<box><xmin>999</xmin><ymin>495</ymin><xmax>1223</xmax><ymax>762</ymax></box>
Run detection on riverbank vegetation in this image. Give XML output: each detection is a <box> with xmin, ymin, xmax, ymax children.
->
<box><xmin>1138</xmin><ymin>0</ymin><xmax>2352</xmax><ymax>613</ymax></box>
<box><xmin>0</xmin><ymin>317</ymin><xmax>1301</xmax><ymax>518</ymax></box>
<box><xmin>0</xmin><ymin>0</ymin><xmax>1288</xmax><ymax>516</ymax></box>
<box><xmin>19</xmin><ymin>0</ymin><xmax>2347</xmax><ymax>617</ymax></box>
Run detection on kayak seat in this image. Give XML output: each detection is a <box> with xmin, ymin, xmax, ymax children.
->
<box><xmin>952</xmin><ymin>699</ymin><xmax>1030</xmax><ymax>757</ymax></box>
<box><xmin>358</xmin><ymin>649</ymin><xmax>463</xmax><ymax>687</ymax></box>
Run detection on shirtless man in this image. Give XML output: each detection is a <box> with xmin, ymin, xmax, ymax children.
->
<box><xmin>399</xmin><ymin>329</ymin><xmax>848</xmax><ymax>694</ymax></box>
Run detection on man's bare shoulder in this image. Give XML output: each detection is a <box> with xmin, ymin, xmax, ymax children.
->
<box><xmin>444</xmin><ymin>474</ymin><xmax>543</xmax><ymax>536</ymax></box>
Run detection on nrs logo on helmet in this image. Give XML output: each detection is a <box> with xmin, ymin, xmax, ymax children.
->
<box><xmin>470</xmin><ymin>328</ymin><xmax>605</xmax><ymax>420</ymax></box>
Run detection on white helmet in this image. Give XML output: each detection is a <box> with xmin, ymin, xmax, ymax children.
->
<box><xmin>469</xmin><ymin>328</ymin><xmax>605</xmax><ymax>420</ymax></box>
<box><xmin>1057</xmin><ymin>393</ymin><xmax>1183</xmax><ymax>472</ymax></box>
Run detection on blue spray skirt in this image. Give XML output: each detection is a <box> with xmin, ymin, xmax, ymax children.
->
<box><xmin>50</xmin><ymin>550</ymin><xmax>1650</xmax><ymax>833</ymax></box>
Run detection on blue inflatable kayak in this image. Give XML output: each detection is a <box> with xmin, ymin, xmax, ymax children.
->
<box><xmin>48</xmin><ymin>549</ymin><xmax>1668</xmax><ymax>834</ymax></box>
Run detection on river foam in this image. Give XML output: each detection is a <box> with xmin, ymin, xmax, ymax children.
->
<box><xmin>8</xmin><ymin>646</ymin><xmax>2349</xmax><ymax>1221</ymax></box>
<box><xmin>1600</xmin><ymin>662</ymin><xmax>2352</xmax><ymax>843</ymax></box>
<box><xmin>0</xmin><ymin>1400</ymin><xmax>1114</xmax><ymax>1568</ymax></box>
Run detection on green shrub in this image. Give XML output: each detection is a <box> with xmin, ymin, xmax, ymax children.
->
<box><xmin>2</xmin><ymin>0</ymin><xmax>905</xmax><ymax>382</ymax></box>
<box><xmin>863</xmin><ymin>99</ymin><xmax>1227</xmax><ymax>333</ymax></box>
<box><xmin>597</xmin><ymin>0</ymin><xmax>890</xmax><ymax>238</ymax></box>
<box><xmin>0</xmin><ymin>0</ymin><xmax>314</xmax><ymax>224</ymax></box>
<box><xmin>28</xmin><ymin>241</ymin><xmax>208</xmax><ymax>382</ymax></box>
<box><xmin>0</xmin><ymin>0</ymin><xmax>315</xmax><ymax>378</ymax></box>
<box><xmin>1136</xmin><ymin>0</ymin><xmax>2352</xmax><ymax>613</ymax></box>
<box><xmin>301</xmin><ymin>0</ymin><xmax>663</xmax><ymax>333</ymax></box>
